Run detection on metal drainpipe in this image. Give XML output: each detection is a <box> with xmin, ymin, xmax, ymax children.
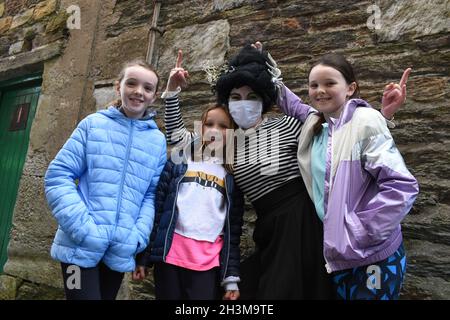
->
<box><xmin>146</xmin><ymin>0</ymin><xmax>162</xmax><ymax>65</ymax></box>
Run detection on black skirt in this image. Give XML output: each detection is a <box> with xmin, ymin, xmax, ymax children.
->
<box><xmin>240</xmin><ymin>178</ymin><xmax>334</xmax><ymax>299</ymax></box>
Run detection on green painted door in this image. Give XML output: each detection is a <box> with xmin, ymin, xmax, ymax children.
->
<box><xmin>0</xmin><ymin>80</ymin><xmax>41</xmax><ymax>272</ymax></box>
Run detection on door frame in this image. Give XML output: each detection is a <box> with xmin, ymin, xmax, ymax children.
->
<box><xmin>0</xmin><ymin>73</ymin><xmax>43</xmax><ymax>273</ymax></box>
<box><xmin>0</xmin><ymin>73</ymin><xmax>42</xmax><ymax>90</ymax></box>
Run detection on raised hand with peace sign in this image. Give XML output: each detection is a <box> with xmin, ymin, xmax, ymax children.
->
<box><xmin>166</xmin><ymin>49</ymin><xmax>190</xmax><ymax>92</ymax></box>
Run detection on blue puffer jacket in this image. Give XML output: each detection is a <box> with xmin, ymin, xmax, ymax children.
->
<box><xmin>45</xmin><ymin>106</ymin><xmax>166</xmax><ymax>272</ymax></box>
<box><xmin>137</xmin><ymin>143</ymin><xmax>244</xmax><ymax>281</ymax></box>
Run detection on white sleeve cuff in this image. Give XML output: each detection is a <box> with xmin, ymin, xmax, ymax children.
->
<box><xmin>221</xmin><ymin>276</ymin><xmax>240</xmax><ymax>291</ymax></box>
<box><xmin>161</xmin><ymin>87</ymin><xmax>181</xmax><ymax>99</ymax></box>
<box><xmin>224</xmin><ymin>282</ymin><xmax>239</xmax><ymax>291</ymax></box>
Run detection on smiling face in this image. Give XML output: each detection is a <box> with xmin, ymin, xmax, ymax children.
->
<box><xmin>116</xmin><ymin>65</ymin><xmax>158</xmax><ymax>119</ymax></box>
<box><xmin>202</xmin><ymin>107</ymin><xmax>233</xmax><ymax>148</ymax></box>
<box><xmin>308</xmin><ymin>64</ymin><xmax>356</xmax><ymax>119</ymax></box>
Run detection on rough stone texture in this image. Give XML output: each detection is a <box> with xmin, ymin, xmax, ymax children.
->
<box><xmin>44</xmin><ymin>10</ymin><xmax>68</xmax><ymax>34</ymax></box>
<box><xmin>212</xmin><ymin>0</ymin><xmax>248</xmax><ymax>12</ymax></box>
<box><xmin>149</xmin><ymin>0</ymin><xmax>450</xmax><ymax>300</ymax></box>
<box><xmin>1</xmin><ymin>0</ymin><xmax>448</xmax><ymax>300</ymax></box>
<box><xmin>6</xmin><ymin>175</ymin><xmax>57</xmax><ymax>258</ymax></box>
<box><xmin>0</xmin><ymin>40</ymin><xmax>64</xmax><ymax>78</ymax></box>
<box><xmin>93</xmin><ymin>84</ymin><xmax>116</xmax><ymax>110</ymax></box>
<box><xmin>157</xmin><ymin>19</ymin><xmax>230</xmax><ymax>74</ymax></box>
<box><xmin>105</xmin><ymin>0</ymin><xmax>153</xmax><ymax>38</ymax></box>
<box><xmin>127</xmin><ymin>272</ymin><xmax>156</xmax><ymax>300</ymax></box>
<box><xmin>0</xmin><ymin>35</ymin><xmax>9</xmax><ymax>55</ymax></box>
<box><xmin>90</xmin><ymin>25</ymin><xmax>149</xmax><ymax>82</ymax></box>
<box><xmin>10</xmin><ymin>8</ymin><xmax>34</xmax><ymax>29</ymax></box>
<box><xmin>401</xmin><ymin>239</ymin><xmax>450</xmax><ymax>299</ymax></box>
<box><xmin>5</xmin><ymin>0</ymin><xmax>26</xmax><ymax>16</ymax></box>
<box><xmin>374</xmin><ymin>0</ymin><xmax>450</xmax><ymax>42</ymax></box>
<box><xmin>0</xmin><ymin>8</ymin><xmax>67</xmax><ymax>299</ymax></box>
<box><xmin>15</xmin><ymin>281</ymin><xmax>64</xmax><ymax>300</ymax></box>
<box><xmin>0</xmin><ymin>0</ymin><xmax>67</xmax><ymax>61</ymax></box>
<box><xmin>4</xmin><ymin>253</ymin><xmax>62</xmax><ymax>289</ymax></box>
<box><xmin>32</xmin><ymin>0</ymin><xmax>57</xmax><ymax>22</ymax></box>
<box><xmin>8</xmin><ymin>39</ymin><xmax>23</xmax><ymax>54</ymax></box>
<box><xmin>0</xmin><ymin>0</ymin><xmax>99</xmax><ymax>300</ymax></box>
<box><xmin>0</xmin><ymin>275</ymin><xmax>21</xmax><ymax>299</ymax></box>
<box><xmin>0</xmin><ymin>16</ymin><xmax>12</xmax><ymax>34</ymax></box>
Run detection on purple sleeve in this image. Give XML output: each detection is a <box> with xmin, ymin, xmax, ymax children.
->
<box><xmin>277</xmin><ymin>85</ymin><xmax>317</xmax><ymax>123</ymax></box>
<box><xmin>358</xmin><ymin>131</ymin><xmax>419</xmax><ymax>243</ymax></box>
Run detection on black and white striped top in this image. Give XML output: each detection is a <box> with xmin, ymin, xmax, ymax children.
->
<box><xmin>165</xmin><ymin>96</ymin><xmax>303</xmax><ymax>202</ymax></box>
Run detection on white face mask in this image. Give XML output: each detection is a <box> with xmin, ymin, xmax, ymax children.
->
<box><xmin>228</xmin><ymin>100</ymin><xmax>263</xmax><ymax>129</ymax></box>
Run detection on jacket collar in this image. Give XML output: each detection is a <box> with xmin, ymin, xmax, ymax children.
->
<box><xmin>333</xmin><ymin>99</ymin><xmax>372</xmax><ymax>130</ymax></box>
<box><xmin>97</xmin><ymin>106</ymin><xmax>159</xmax><ymax>130</ymax></box>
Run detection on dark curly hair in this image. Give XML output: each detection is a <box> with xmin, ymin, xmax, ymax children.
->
<box><xmin>215</xmin><ymin>44</ymin><xmax>278</xmax><ymax>114</ymax></box>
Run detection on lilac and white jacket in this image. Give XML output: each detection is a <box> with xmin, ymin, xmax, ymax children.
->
<box><xmin>278</xmin><ymin>86</ymin><xmax>419</xmax><ymax>272</ymax></box>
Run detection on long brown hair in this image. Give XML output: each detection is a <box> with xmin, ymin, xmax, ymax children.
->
<box><xmin>110</xmin><ymin>59</ymin><xmax>160</xmax><ymax>108</ymax></box>
<box><xmin>310</xmin><ymin>54</ymin><xmax>360</xmax><ymax>135</ymax></box>
<box><xmin>199</xmin><ymin>104</ymin><xmax>235</xmax><ymax>174</ymax></box>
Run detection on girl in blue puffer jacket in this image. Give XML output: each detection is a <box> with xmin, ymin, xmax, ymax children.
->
<box><xmin>134</xmin><ymin>51</ymin><xmax>245</xmax><ymax>300</ymax></box>
<box><xmin>44</xmin><ymin>60</ymin><xmax>167</xmax><ymax>300</ymax></box>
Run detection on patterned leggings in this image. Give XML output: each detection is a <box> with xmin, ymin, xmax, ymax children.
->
<box><xmin>331</xmin><ymin>244</ymin><xmax>406</xmax><ymax>300</ymax></box>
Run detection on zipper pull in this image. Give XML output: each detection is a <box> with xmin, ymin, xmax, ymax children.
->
<box><xmin>325</xmin><ymin>263</ymin><xmax>332</xmax><ymax>274</ymax></box>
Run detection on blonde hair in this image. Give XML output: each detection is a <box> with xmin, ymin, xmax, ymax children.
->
<box><xmin>110</xmin><ymin>59</ymin><xmax>160</xmax><ymax>108</ymax></box>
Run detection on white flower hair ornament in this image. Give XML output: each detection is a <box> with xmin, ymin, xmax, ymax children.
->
<box><xmin>202</xmin><ymin>60</ymin><xmax>234</xmax><ymax>93</ymax></box>
<box><xmin>266</xmin><ymin>52</ymin><xmax>283</xmax><ymax>91</ymax></box>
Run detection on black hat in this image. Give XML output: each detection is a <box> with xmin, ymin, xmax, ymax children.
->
<box><xmin>215</xmin><ymin>44</ymin><xmax>278</xmax><ymax>113</ymax></box>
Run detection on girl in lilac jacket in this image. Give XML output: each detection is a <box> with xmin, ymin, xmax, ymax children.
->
<box><xmin>278</xmin><ymin>53</ymin><xmax>419</xmax><ymax>300</ymax></box>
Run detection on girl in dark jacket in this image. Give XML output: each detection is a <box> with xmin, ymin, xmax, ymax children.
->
<box><xmin>135</xmin><ymin>51</ymin><xmax>244</xmax><ymax>300</ymax></box>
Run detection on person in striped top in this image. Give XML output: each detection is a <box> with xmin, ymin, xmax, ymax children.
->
<box><xmin>212</xmin><ymin>44</ymin><xmax>333</xmax><ymax>299</ymax></box>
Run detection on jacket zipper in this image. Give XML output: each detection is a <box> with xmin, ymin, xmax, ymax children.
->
<box><xmin>162</xmin><ymin>138</ymin><xmax>199</xmax><ymax>261</ymax></box>
<box><xmin>162</xmin><ymin>165</ymin><xmax>187</xmax><ymax>261</ymax></box>
<box><xmin>114</xmin><ymin>120</ymin><xmax>134</xmax><ymax>237</ymax></box>
<box><xmin>222</xmin><ymin>175</ymin><xmax>231</xmax><ymax>281</ymax></box>
<box><xmin>324</xmin><ymin>122</ymin><xmax>333</xmax><ymax>274</ymax></box>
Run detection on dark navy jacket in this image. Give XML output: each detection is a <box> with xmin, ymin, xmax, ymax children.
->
<box><xmin>137</xmin><ymin>147</ymin><xmax>244</xmax><ymax>281</ymax></box>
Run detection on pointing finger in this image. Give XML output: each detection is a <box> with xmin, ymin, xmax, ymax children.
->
<box><xmin>175</xmin><ymin>49</ymin><xmax>183</xmax><ymax>68</ymax></box>
<box><xmin>399</xmin><ymin>68</ymin><xmax>412</xmax><ymax>87</ymax></box>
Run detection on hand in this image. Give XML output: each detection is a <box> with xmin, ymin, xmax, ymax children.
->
<box><xmin>251</xmin><ymin>40</ymin><xmax>283</xmax><ymax>89</ymax></box>
<box><xmin>223</xmin><ymin>290</ymin><xmax>240</xmax><ymax>300</ymax></box>
<box><xmin>251</xmin><ymin>41</ymin><xmax>263</xmax><ymax>52</ymax></box>
<box><xmin>132</xmin><ymin>266</ymin><xmax>147</xmax><ymax>281</ymax></box>
<box><xmin>166</xmin><ymin>49</ymin><xmax>189</xmax><ymax>92</ymax></box>
<box><xmin>381</xmin><ymin>68</ymin><xmax>411</xmax><ymax>120</ymax></box>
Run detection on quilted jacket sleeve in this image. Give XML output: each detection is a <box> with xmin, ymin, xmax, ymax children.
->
<box><xmin>136</xmin><ymin>159</ymin><xmax>173</xmax><ymax>267</ymax></box>
<box><xmin>44</xmin><ymin>117</ymin><xmax>97</xmax><ymax>244</ymax></box>
<box><xmin>133</xmin><ymin>141</ymin><xmax>167</xmax><ymax>255</ymax></box>
<box><xmin>226</xmin><ymin>182</ymin><xmax>245</xmax><ymax>278</ymax></box>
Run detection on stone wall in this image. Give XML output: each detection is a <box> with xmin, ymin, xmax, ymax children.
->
<box><xmin>0</xmin><ymin>0</ymin><xmax>103</xmax><ymax>299</ymax></box>
<box><xmin>0</xmin><ymin>0</ymin><xmax>66</xmax><ymax>76</ymax></box>
<box><xmin>139</xmin><ymin>0</ymin><xmax>450</xmax><ymax>300</ymax></box>
<box><xmin>129</xmin><ymin>0</ymin><xmax>449</xmax><ymax>300</ymax></box>
<box><xmin>1</xmin><ymin>0</ymin><xmax>448</xmax><ymax>299</ymax></box>
<box><xmin>0</xmin><ymin>0</ymin><xmax>66</xmax><ymax>299</ymax></box>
